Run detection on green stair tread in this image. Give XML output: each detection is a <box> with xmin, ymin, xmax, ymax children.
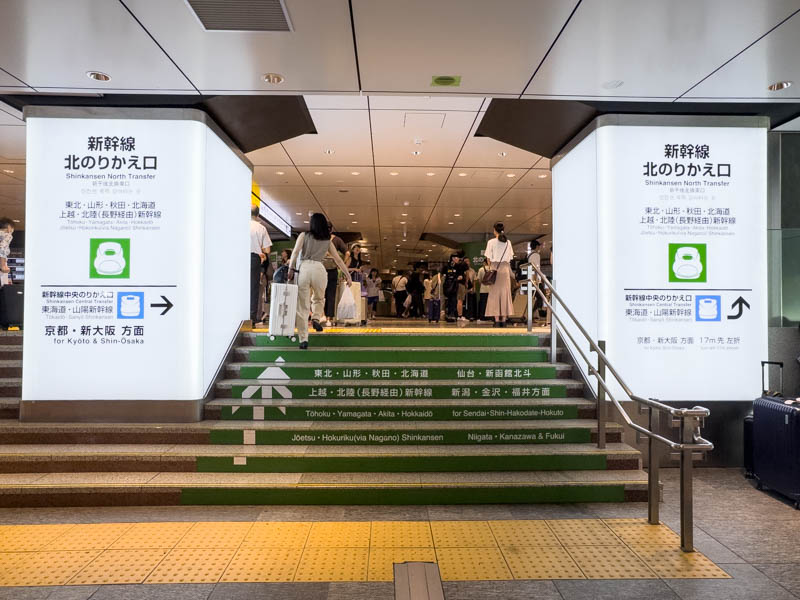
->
<box><xmin>203</xmin><ymin>418</ymin><xmax>618</xmax><ymax>430</ymax></box>
<box><xmin>205</xmin><ymin>397</ymin><xmax>595</xmax><ymax>407</ymax></box>
<box><xmin>216</xmin><ymin>378</ymin><xmax>582</xmax><ymax>387</ymax></box>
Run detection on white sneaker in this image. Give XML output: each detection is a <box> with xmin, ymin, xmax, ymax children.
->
<box><xmin>458</xmin><ymin>316</ymin><xmax>467</xmax><ymax>321</ymax></box>
<box><xmin>325</xmin><ymin>320</ymin><xmax>332</xmax><ymax>327</ymax></box>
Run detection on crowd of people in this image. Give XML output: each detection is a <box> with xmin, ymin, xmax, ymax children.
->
<box><xmin>252</xmin><ymin>210</ymin><xmax>549</xmax><ymax>346</ymax></box>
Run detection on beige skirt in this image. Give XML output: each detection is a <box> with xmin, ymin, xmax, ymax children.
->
<box><xmin>485</xmin><ymin>262</ymin><xmax>513</xmax><ymax>318</ymax></box>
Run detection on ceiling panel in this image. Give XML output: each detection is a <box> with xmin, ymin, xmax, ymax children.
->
<box><xmin>254</xmin><ymin>166</ymin><xmax>304</xmax><ymax>187</ymax></box>
<box><xmin>246</xmin><ymin>144</ymin><xmax>293</xmax><ymax>166</ymax></box>
<box><xmin>375</xmin><ymin>167</ymin><xmax>450</xmax><ymax>187</ymax></box>
<box><xmin>516</xmin><ymin>169</ymin><xmax>552</xmax><ymax>189</ymax></box>
<box><xmin>426</xmin><ymin>206</ymin><xmax>486</xmax><ymax>229</ymax></box>
<box><xmin>437</xmin><ymin>188</ymin><xmax>505</xmax><ymax>208</ymax></box>
<box><xmin>0</xmin><ymin>68</ymin><xmax>31</xmax><ymax>91</ymax></box>
<box><xmin>304</xmin><ymin>95</ymin><xmax>368</xmax><ymax>109</ymax></box>
<box><xmin>445</xmin><ymin>168</ymin><xmax>527</xmax><ymax>188</ymax></box>
<box><xmin>0</xmin><ymin>126</ymin><xmax>25</xmax><ymax>160</ymax></box>
<box><xmin>282</xmin><ymin>109</ymin><xmax>373</xmax><ymax>165</ymax></box>
<box><xmin>494</xmin><ymin>188</ymin><xmax>551</xmax><ymax>210</ymax></box>
<box><xmin>456</xmin><ymin>113</ymin><xmax>542</xmax><ymax>168</ymax></box>
<box><xmin>684</xmin><ymin>11</ymin><xmax>800</xmax><ymax>99</ymax></box>
<box><xmin>0</xmin><ymin>163</ymin><xmax>25</xmax><ymax>182</ymax></box>
<box><xmin>352</xmin><ymin>0</ymin><xmax>576</xmax><ymax>95</ymax></box>
<box><xmin>297</xmin><ymin>166</ymin><xmax>375</xmax><ymax>187</ymax></box>
<box><xmin>0</xmin><ymin>108</ymin><xmax>23</xmax><ymax>126</ymax></box>
<box><xmin>0</xmin><ymin>184</ymin><xmax>24</xmax><ymax>202</ymax></box>
<box><xmin>376</xmin><ymin>186</ymin><xmax>441</xmax><ymax>207</ymax></box>
<box><xmin>468</xmin><ymin>207</ymin><xmax>548</xmax><ymax>234</ymax></box>
<box><xmin>368</xmin><ymin>96</ymin><xmax>485</xmax><ymax>111</ymax></box>
<box><xmin>0</xmin><ymin>0</ymin><xmax>195</xmax><ymax>91</ymax></box>
<box><xmin>370</xmin><ymin>109</ymin><xmax>478</xmax><ymax>166</ymax></box>
<box><xmin>510</xmin><ymin>208</ymin><xmax>552</xmax><ymax>235</ymax></box>
<box><xmin>524</xmin><ymin>0</ymin><xmax>800</xmax><ymax>99</ymax></box>
<box><xmin>124</xmin><ymin>0</ymin><xmax>358</xmax><ymax>93</ymax></box>
<box><xmin>311</xmin><ymin>186</ymin><xmax>376</xmax><ymax>207</ymax></box>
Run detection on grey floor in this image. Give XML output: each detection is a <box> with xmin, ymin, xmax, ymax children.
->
<box><xmin>1</xmin><ymin>468</ymin><xmax>799</xmax><ymax>599</ymax></box>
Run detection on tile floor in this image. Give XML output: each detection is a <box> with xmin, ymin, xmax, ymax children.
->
<box><xmin>0</xmin><ymin>468</ymin><xmax>797</xmax><ymax>599</ymax></box>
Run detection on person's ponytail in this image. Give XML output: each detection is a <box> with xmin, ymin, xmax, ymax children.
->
<box><xmin>494</xmin><ymin>222</ymin><xmax>507</xmax><ymax>244</ymax></box>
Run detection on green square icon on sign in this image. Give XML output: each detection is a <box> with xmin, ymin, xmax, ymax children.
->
<box><xmin>668</xmin><ymin>243</ymin><xmax>706</xmax><ymax>283</ymax></box>
<box><xmin>89</xmin><ymin>238</ymin><xmax>130</xmax><ymax>279</ymax></box>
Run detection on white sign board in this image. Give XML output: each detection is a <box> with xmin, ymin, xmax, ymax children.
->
<box><xmin>555</xmin><ymin>122</ymin><xmax>767</xmax><ymax>401</ymax></box>
<box><xmin>23</xmin><ymin>111</ymin><xmax>250</xmax><ymax>407</ymax></box>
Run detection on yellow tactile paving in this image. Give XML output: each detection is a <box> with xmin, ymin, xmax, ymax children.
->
<box><xmin>295</xmin><ymin>547</ymin><xmax>368</xmax><ymax>581</ymax></box>
<box><xmin>176</xmin><ymin>522</ymin><xmax>254</xmax><ymax>549</ymax></box>
<box><xmin>630</xmin><ymin>545</ymin><xmax>731</xmax><ymax>579</ymax></box>
<box><xmin>305</xmin><ymin>521</ymin><xmax>371</xmax><ymax>548</ymax></box>
<box><xmin>0</xmin><ymin>551</ymin><xmax>100</xmax><ymax>586</ymax></box>
<box><xmin>368</xmin><ymin>548</ymin><xmax>437</xmax><ymax>581</ymax></box>
<box><xmin>547</xmin><ymin>519</ymin><xmax>622</xmax><ymax>546</ymax></box>
<box><xmin>501</xmin><ymin>545</ymin><xmax>585</xmax><ymax>579</ymax></box>
<box><xmin>603</xmin><ymin>519</ymin><xmax>681</xmax><ymax>545</ymax></box>
<box><xmin>110</xmin><ymin>521</ymin><xmax>195</xmax><ymax>549</ymax></box>
<box><xmin>241</xmin><ymin>521</ymin><xmax>311</xmax><ymax>548</ymax></box>
<box><xmin>370</xmin><ymin>521</ymin><xmax>433</xmax><ymax>548</ymax></box>
<box><xmin>0</xmin><ymin>524</ymin><xmax>76</xmax><ymax>552</ymax></box>
<box><xmin>0</xmin><ymin>519</ymin><xmax>730</xmax><ymax>585</ymax></box>
<box><xmin>566</xmin><ymin>545</ymin><xmax>658</xmax><ymax>579</ymax></box>
<box><xmin>46</xmin><ymin>523</ymin><xmax>134</xmax><ymax>551</ymax></box>
<box><xmin>489</xmin><ymin>520</ymin><xmax>561</xmax><ymax>547</ymax></box>
<box><xmin>436</xmin><ymin>547</ymin><xmax>512</xmax><ymax>581</ymax></box>
<box><xmin>430</xmin><ymin>521</ymin><xmax>497</xmax><ymax>548</ymax></box>
<box><xmin>221</xmin><ymin>547</ymin><xmax>303</xmax><ymax>582</ymax></box>
<box><xmin>145</xmin><ymin>547</ymin><xmax>237</xmax><ymax>584</ymax></box>
<box><xmin>68</xmin><ymin>549</ymin><xmax>169</xmax><ymax>585</ymax></box>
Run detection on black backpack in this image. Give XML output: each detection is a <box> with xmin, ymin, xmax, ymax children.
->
<box><xmin>443</xmin><ymin>270</ymin><xmax>459</xmax><ymax>296</ymax></box>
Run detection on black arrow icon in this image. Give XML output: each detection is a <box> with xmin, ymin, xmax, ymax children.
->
<box><xmin>727</xmin><ymin>296</ymin><xmax>750</xmax><ymax>320</ymax></box>
<box><xmin>150</xmin><ymin>295</ymin><xmax>173</xmax><ymax>316</ymax></box>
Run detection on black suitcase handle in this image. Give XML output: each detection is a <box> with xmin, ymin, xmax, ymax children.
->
<box><xmin>761</xmin><ymin>361</ymin><xmax>784</xmax><ymax>396</ymax></box>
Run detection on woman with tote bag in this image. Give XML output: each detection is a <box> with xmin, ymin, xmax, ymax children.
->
<box><xmin>483</xmin><ymin>222</ymin><xmax>513</xmax><ymax>328</ymax></box>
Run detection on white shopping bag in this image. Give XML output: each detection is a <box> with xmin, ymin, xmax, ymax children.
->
<box><xmin>336</xmin><ymin>285</ymin><xmax>357</xmax><ymax>320</ymax></box>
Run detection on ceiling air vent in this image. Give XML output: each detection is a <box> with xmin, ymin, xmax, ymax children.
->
<box><xmin>186</xmin><ymin>0</ymin><xmax>293</xmax><ymax>32</ymax></box>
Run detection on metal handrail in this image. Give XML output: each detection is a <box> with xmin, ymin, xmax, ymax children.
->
<box><xmin>525</xmin><ymin>262</ymin><xmax>713</xmax><ymax>552</ymax></box>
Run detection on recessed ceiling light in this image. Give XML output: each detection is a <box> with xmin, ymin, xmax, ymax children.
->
<box><xmin>403</xmin><ymin>201</ymin><xmax>410</xmax><ymax>207</ymax></box>
<box><xmin>498</xmin><ymin>151</ymin><xmax>507</xmax><ymax>157</ymax></box>
<box><xmin>348</xmin><ymin>212</ymin><xmax>355</xmax><ymax>216</ymax></box>
<box><xmin>389</xmin><ymin>171</ymin><xmax>399</xmax><ymax>176</ymax></box>
<box><xmin>1</xmin><ymin>169</ymin><xmax>13</xmax><ymax>174</ymax></box>
<box><xmin>295</xmin><ymin>212</ymin><xmax>302</xmax><ymax>216</ymax></box>
<box><xmin>396</xmin><ymin>244</ymin><xmax>401</xmax><ymax>247</ymax></box>
<box><xmin>314</xmin><ymin>171</ymin><xmax>323</xmax><ymax>175</ymax></box>
<box><xmin>426</xmin><ymin>172</ymin><xmax>435</xmax><ymax>176</ymax></box>
<box><xmin>262</xmin><ymin>72</ymin><xmax>284</xmax><ymax>84</ymax></box>
<box><xmin>323</xmin><ymin>148</ymin><xmax>335</xmax><ymax>155</ymax></box>
<box><xmin>350</xmin><ymin>171</ymin><xmax>360</xmax><ymax>175</ymax></box>
<box><xmin>86</xmin><ymin>71</ymin><xmax>111</xmax><ymax>82</ymax></box>
<box><xmin>400</xmin><ymin>221</ymin><xmax>406</xmax><ymax>224</ymax></box>
<box><xmin>448</xmin><ymin>221</ymin><xmax>454</xmax><ymax>225</ymax></box>
<box><xmin>506</xmin><ymin>173</ymin><xmax>516</xmax><ymax>178</ymax></box>
<box><xmin>538</xmin><ymin>173</ymin><xmax>548</xmax><ymax>179</ymax></box>
<box><xmin>432</xmin><ymin>245</ymin><xmax>436</xmax><ymax>247</ymax></box>
<box><xmin>768</xmin><ymin>81</ymin><xmax>793</xmax><ymax>91</ymax></box>
<box><xmin>454</xmin><ymin>213</ymin><xmax>461</xmax><ymax>217</ymax></box>
<box><xmin>12</xmin><ymin>219</ymin><xmax>19</xmax><ymax>223</ymax></box>
<box><xmin>457</xmin><ymin>172</ymin><xmax>468</xmax><ymax>177</ymax></box>
<box><xmin>351</xmin><ymin>221</ymin><xmax>358</xmax><ymax>224</ymax></box>
<box><xmin>541</xmin><ymin>223</ymin><xmax>548</xmax><ymax>226</ymax></box>
<box><xmin>303</xmin><ymin>220</ymin><xmax>310</xmax><ymax>224</ymax></box>
<box><xmin>412</xmin><ymin>151</ymin><xmax>422</xmax><ymax>156</ymax></box>
<box><xmin>275</xmin><ymin>171</ymin><xmax>285</xmax><ymax>175</ymax></box>
<box><xmin>601</xmin><ymin>79</ymin><xmax>624</xmax><ymax>89</ymax></box>
<box><xmin>401</xmin><ymin>213</ymin><xmax>408</xmax><ymax>216</ymax></box>
<box><xmin>506</xmin><ymin>214</ymin><xmax>513</xmax><ymax>218</ymax></box>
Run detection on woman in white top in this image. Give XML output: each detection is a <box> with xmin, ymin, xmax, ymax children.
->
<box><xmin>483</xmin><ymin>222</ymin><xmax>513</xmax><ymax>327</ymax></box>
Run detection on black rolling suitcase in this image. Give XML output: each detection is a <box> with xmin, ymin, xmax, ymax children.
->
<box><xmin>0</xmin><ymin>285</ymin><xmax>23</xmax><ymax>328</ymax></box>
<box><xmin>753</xmin><ymin>361</ymin><xmax>800</xmax><ymax>509</ymax></box>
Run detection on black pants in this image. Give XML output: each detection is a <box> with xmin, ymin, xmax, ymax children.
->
<box><xmin>250</xmin><ymin>253</ymin><xmax>262</xmax><ymax>322</ymax></box>
<box><xmin>394</xmin><ymin>291</ymin><xmax>408</xmax><ymax>318</ymax></box>
<box><xmin>324</xmin><ymin>268</ymin><xmax>338</xmax><ymax>318</ymax></box>
<box><xmin>445</xmin><ymin>293</ymin><xmax>458</xmax><ymax>319</ymax></box>
<box><xmin>479</xmin><ymin>293</ymin><xmax>488</xmax><ymax>320</ymax></box>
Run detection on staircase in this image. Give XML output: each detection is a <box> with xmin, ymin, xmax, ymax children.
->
<box><xmin>0</xmin><ymin>329</ymin><xmax>650</xmax><ymax>507</ymax></box>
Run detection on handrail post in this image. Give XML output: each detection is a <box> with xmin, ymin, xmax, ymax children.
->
<box><xmin>526</xmin><ymin>266</ymin><xmax>533</xmax><ymax>333</ymax></box>
<box><xmin>679</xmin><ymin>416</ymin><xmax>695</xmax><ymax>552</ymax></box>
<box><xmin>549</xmin><ymin>279</ymin><xmax>557</xmax><ymax>365</ymax></box>
<box><xmin>648</xmin><ymin>407</ymin><xmax>660</xmax><ymax>525</ymax></box>
<box><xmin>596</xmin><ymin>340</ymin><xmax>606</xmax><ymax>449</ymax></box>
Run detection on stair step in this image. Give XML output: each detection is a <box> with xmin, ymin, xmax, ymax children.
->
<box><xmin>205</xmin><ymin>398</ymin><xmax>595</xmax><ymax>421</ymax></box>
<box><xmin>0</xmin><ymin>360</ymin><xmax>21</xmax><ymax>378</ymax></box>
<box><xmin>226</xmin><ymin>362</ymin><xmax>572</xmax><ymax>381</ymax></box>
<box><xmin>216</xmin><ymin>378</ymin><xmax>583</xmax><ymax>400</ymax></box>
<box><xmin>0</xmin><ymin>345</ymin><xmax>22</xmax><ymax>360</ymax></box>
<box><xmin>0</xmin><ymin>442</ymin><xmax>642</xmax><ymax>473</ymax></box>
<box><xmin>0</xmin><ymin>397</ymin><xmax>19</xmax><ymax>419</ymax></box>
<box><xmin>0</xmin><ymin>377</ymin><xmax>21</xmax><ymax>397</ymax></box>
<box><xmin>0</xmin><ymin>470</ymin><xmax>650</xmax><ymax>507</ymax></box>
<box><xmin>236</xmin><ymin>347</ymin><xmax>555</xmax><ymax>364</ymax></box>
<box><xmin>243</xmin><ymin>332</ymin><xmax>544</xmax><ymax>348</ymax></box>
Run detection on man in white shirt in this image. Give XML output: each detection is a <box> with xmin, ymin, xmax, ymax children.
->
<box><xmin>250</xmin><ymin>205</ymin><xmax>272</xmax><ymax>325</ymax></box>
